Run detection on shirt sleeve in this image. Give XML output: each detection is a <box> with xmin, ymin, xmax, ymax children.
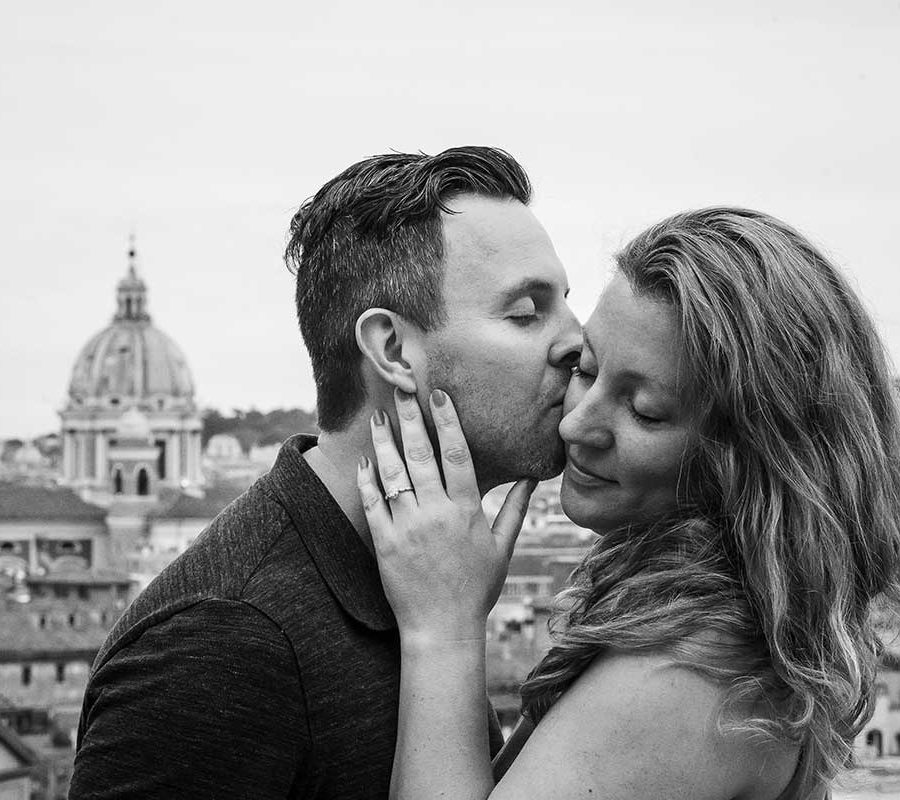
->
<box><xmin>69</xmin><ymin>598</ymin><xmax>309</xmax><ymax>800</ymax></box>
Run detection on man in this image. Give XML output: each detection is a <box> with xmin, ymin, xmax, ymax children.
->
<box><xmin>70</xmin><ymin>146</ymin><xmax>581</xmax><ymax>798</ymax></box>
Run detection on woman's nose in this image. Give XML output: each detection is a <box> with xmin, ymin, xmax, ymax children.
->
<box><xmin>559</xmin><ymin>395</ymin><xmax>614</xmax><ymax>450</ymax></box>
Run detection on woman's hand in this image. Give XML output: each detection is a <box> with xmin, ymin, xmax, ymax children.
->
<box><xmin>358</xmin><ymin>388</ymin><xmax>537</xmax><ymax>646</ymax></box>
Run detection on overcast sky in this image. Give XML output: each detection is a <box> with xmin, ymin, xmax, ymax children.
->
<box><xmin>2</xmin><ymin>0</ymin><xmax>899</xmax><ymax>438</ymax></box>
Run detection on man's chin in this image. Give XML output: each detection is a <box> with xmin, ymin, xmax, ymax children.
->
<box><xmin>529</xmin><ymin>450</ymin><xmax>566</xmax><ymax>481</ymax></box>
<box><xmin>479</xmin><ymin>445</ymin><xmax>565</xmax><ymax>488</ymax></box>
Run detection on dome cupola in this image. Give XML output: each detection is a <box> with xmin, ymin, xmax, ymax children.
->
<box><xmin>115</xmin><ymin>242</ymin><xmax>150</xmax><ymax>322</ymax></box>
<box><xmin>66</xmin><ymin>240</ymin><xmax>194</xmax><ymax>407</ymax></box>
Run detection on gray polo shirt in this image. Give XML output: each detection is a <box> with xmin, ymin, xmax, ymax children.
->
<box><xmin>71</xmin><ymin>434</ymin><xmax>503</xmax><ymax>799</ymax></box>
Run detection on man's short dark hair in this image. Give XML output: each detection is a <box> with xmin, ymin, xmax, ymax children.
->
<box><xmin>284</xmin><ymin>146</ymin><xmax>532</xmax><ymax>431</ymax></box>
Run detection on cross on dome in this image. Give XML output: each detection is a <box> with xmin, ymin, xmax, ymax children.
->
<box><xmin>115</xmin><ymin>235</ymin><xmax>149</xmax><ymax>322</ymax></box>
<box><xmin>127</xmin><ymin>232</ymin><xmax>137</xmax><ymax>278</ymax></box>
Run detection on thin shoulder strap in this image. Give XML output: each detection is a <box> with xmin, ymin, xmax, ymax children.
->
<box><xmin>491</xmin><ymin>716</ymin><xmax>535</xmax><ymax>782</ymax></box>
<box><xmin>772</xmin><ymin>748</ymin><xmax>828</xmax><ymax>800</ymax></box>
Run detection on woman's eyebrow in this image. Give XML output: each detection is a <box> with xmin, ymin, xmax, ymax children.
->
<box><xmin>619</xmin><ymin>368</ymin><xmax>676</xmax><ymax>395</ymax></box>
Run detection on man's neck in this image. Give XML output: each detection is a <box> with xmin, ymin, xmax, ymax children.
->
<box><xmin>302</xmin><ymin>413</ymin><xmax>495</xmax><ymax>551</ymax></box>
<box><xmin>302</xmin><ymin>425</ymin><xmax>375</xmax><ymax>552</ymax></box>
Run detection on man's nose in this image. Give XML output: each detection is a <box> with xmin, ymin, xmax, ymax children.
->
<box><xmin>549</xmin><ymin>310</ymin><xmax>583</xmax><ymax>369</ymax></box>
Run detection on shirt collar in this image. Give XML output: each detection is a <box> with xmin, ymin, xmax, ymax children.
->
<box><xmin>264</xmin><ymin>434</ymin><xmax>396</xmax><ymax>632</ymax></box>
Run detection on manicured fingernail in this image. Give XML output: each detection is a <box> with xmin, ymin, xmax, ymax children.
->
<box><xmin>431</xmin><ymin>389</ymin><xmax>447</xmax><ymax>407</ymax></box>
<box><xmin>395</xmin><ymin>388</ymin><xmax>413</xmax><ymax>404</ymax></box>
<box><xmin>372</xmin><ymin>410</ymin><xmax>386</xmax><ymax>426</ymax></box>
<box><xmin>358</xmin><ymin>455</ymin><xmax>369</xmax><ymax>470</ymax></box>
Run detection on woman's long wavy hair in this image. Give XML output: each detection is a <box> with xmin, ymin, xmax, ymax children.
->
<box><xmin>520</xmin><ymin>207</ymin><xmax>900</xmax><ymax>794</ymax></box>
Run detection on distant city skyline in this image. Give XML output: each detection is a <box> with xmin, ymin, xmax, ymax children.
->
<box><xmin>3</xmin><ymin>0</ymin><xmax>899</xmax><ymax>438</ymax></box>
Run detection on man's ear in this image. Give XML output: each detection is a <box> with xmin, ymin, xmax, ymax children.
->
<box><xmin>355</xmin><ymin>308</ymin><xmax>419</xmax><ymax>394</ymax></box>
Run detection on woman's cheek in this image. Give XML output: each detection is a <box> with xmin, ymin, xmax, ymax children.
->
<box><xmin>642</xmin><ymin>433</ymin><xmax>691</xmax><ymax>487</ymax></box>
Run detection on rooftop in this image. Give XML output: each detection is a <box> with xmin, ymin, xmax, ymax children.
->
<box><xmin>507</xmin><ymin>547</ymin><xmax>589</xmax><ymax>577</ymax></box>
<box><xmin>26</xmin><ymin>568</ymin><xmax>132</xmax><ymax>587</ymax></box>
<box><xmin>0</xmin><ymin>609</ymin><xmax>109</xmax><ymax>661</ymax></box>
<box><xmin>0</xmin><ymin>483</ymin><xmax>106</xmax><ymax>522</ymax></box>
<box><xmin>0</xmin><ymin>720</ymin><xmax>39</xmax><ymax>768</ymax></box>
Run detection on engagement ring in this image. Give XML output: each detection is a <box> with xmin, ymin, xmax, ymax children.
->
<box><xmin>384</xmin><ymin>486</ymin><xmax>415</xmax><ymax>501</ymax></box>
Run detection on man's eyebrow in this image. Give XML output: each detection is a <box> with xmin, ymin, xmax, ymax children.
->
<box><xmin>497</xmin><ymin>278</ymin><xmax>560</xmax><ymax>305</ymax></box>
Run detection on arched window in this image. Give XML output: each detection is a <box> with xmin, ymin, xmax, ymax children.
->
<box><xmin>137</xmin><ymin>468</ymin><xmax>149</xmax><ymax>496</ymax></box>
<box><xmin>866</xmin><ymin>729</ymin><xmax>883</xmax><ymax>757</ymax></box>
<box><xmin>113</xmin><ymin>469</ymin><xmax>123</xmax><ymax>494</ymax></box>
<box><xmin>156</xmin><ymin>439</ymin><xmax>167</xmax><ymax>479</ymax></box>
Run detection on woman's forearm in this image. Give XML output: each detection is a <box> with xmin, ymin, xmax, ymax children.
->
<box><xmin>393</xmin><ymin>634</ymin><xmax>494</xmax><ymax>800</ymax></box>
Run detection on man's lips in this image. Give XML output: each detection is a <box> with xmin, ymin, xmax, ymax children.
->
<box><xmin>566</xmin><ymin>457</ymin><xmax>617</xmax><ymax>485</ymax></box>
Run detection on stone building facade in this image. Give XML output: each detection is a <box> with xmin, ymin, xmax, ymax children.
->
<box><xmin>59</xmin><ymin>245</ymin><xmax>203</xmax><ymax>505</ymax></box>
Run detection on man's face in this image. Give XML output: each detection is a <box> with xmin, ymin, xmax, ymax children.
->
<box><xmin>417</xmin><ymin>195</ymin><xmax>581</xmax><ymax>490</ymax></box>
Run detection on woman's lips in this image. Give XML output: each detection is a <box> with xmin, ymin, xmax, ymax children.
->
<box><xmin>566</xmin><ymin>458</ymin><xmax>617</xmax><ymax>486</ymax></box>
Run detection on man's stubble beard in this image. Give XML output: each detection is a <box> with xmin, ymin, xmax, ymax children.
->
<box><xmin>425</xmin><ymin>354</ymin><xmax>565</xmax><ymax>491</ymax></box>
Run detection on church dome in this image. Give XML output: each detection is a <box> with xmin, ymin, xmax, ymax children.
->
<box><xmin>67</xmin><ymin>245</ymin><xmax>195</xmax><ymax>406</ymax></box>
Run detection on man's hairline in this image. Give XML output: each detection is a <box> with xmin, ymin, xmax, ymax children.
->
<box><xmin>351</xmin><ymin>189</ymin><xmax>534</xmax><ymax>364</ymax></box>
<box><xmin>392</xmin><ymin>191</ymin><xmax>532</xmax><ymax>335</ymax></box>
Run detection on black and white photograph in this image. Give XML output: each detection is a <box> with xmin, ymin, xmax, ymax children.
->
<box><xmin>2</xmin><ymin>1</ymin><xmax>900</xmax><ymax>798</ymax></box>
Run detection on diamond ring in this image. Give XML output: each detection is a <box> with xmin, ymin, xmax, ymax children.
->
<box><xmin>384</xmin><ymin>486</ymin><xmax>415</xmax><ymax>501</ymax></box>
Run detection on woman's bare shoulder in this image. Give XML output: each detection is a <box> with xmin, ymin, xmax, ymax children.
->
<box><xmin>493</xmin><ymin>651</ymin><xmax>798</xmax><ymax>800</ymax></box>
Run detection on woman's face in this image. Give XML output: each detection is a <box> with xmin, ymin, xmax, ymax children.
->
<box><xmin>559</xmin><ymin>273</ymin><xmax>694</xmax><ymax>533</ymax></box>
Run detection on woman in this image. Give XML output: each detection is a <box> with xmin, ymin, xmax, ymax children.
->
<box><xmin>356</xmin><ymin>207</ymin><xmax>900</xmax><ymax>799</ymax></box>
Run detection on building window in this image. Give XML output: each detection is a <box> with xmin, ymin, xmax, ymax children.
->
<box><xmin>113</xmin><ymin>468</ymin><xmax>123</xmax><ymax>494</ymax></box>
<box><xmin>866</xmin><ymin>729</ymin><xmax>884</xmax><ymax>757</ymax></box>
<box><xmin>78</xmin><ymin>586</ymin><xmax>89</xmax><ymax>600</ymax></box>
<box><xmin>137</xmin><ymin>468</ymin><xmax>150</xmax><ymax>495</ymax></box>
<box><xmin>22</xmin><ymin>665</ymin><xmax>31</xmax><ymax>686</ymax></box>
<box><xmin>156</xmin><ymin>439</ymin><xmax>167</xmax><ymax>479</ymax></box>
<box><xmin>56</xmin><ymin>663</ymin><xmax>66</xmax><ymax>683</ymax></box>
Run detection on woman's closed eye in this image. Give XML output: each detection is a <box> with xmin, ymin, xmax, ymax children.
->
<box><xmin>628</xmin><ymin>401</ymin><xmax>664</xmax><ymax>425</ymax></box>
